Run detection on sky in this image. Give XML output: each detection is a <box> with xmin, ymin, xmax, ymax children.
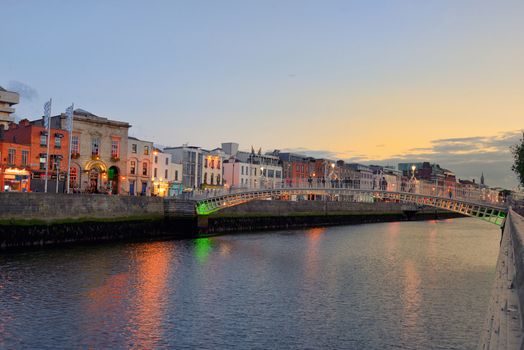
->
<box><xmin>1</xmin><ymin>0</ymin><xmax>523</xmax><ymax>189</ymax></box>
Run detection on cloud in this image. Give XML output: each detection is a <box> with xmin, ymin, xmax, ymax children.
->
<box><xmin>280</xmin><ymin>147</ymin><xmax>354</xmax><ymax>160</ymax></box>
<box><xmin>7</xmin><ymin>80</ymin><xmax>38</xmax><ymax>102</ymax></box>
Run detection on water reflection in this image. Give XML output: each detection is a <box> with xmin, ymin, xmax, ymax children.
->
<box><xmin>194</xmin><ymin>238</ymin><xmax>212</xmax><ymax>264</ymax></box>
<box><xmin>128</xmin><ymin>243</ymin><xmax>171</xmax><ymax>349</ymax></box>
<box><xmin>0</xmin><ymin>218</ymin><xmax>500</xmax><ymax>349</ymax></box>
<box><xmin>401</xmin><ymin>259</ymin><xmax>422</xmax><ymax>345</ymax></box>
<box><xmin>305</xmin><ymin>227</ymin><xmax>326</xmax><ymax>279</ymax></box>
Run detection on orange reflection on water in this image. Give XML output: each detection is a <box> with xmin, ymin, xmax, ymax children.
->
<box><xmin>401</xmin><ymin>260</ymin><xmax>422</xmax><ymax>343</ymax></box>
<box><xmin>305</xmin><ymin>227</ymin><xmax>326</xmax><ymax>278</ymax></box>
<box><xmin>84</xmin><ymin>272</ymin><xmax>130</xmax><ymax>347</ymax></box>
<box><xmin>128</xmin><ymin>242</ymin><xmax>171</xmax><ymax>349</ymax></box>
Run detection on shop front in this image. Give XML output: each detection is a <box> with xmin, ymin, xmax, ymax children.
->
<box><xmin>1</xmin><ymin>167</ymin><xmax>30</xmax><ymax>192</ymax></box>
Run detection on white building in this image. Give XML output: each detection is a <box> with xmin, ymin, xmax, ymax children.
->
<box><xmin>127</xmin><ymin>137</ymin><xmax>153</xmax><ymax>195</ymax></box>
<box><xmin>163</xmin><ymin>145</ymin><xmax>225</xmax><ymax>190</ymax></box>
<box><xmin>222</xmin><ymin>142</ymin><xmax>283</xmax><ymax>189</ymax></box>
<box><xmin>151</xmin><ymin>148</ymin><xmax>183</xmax><ymax>196</ymax></box>
<box><xmin>201</xmin><ymin>148</ymin><xmax>226</xmax><ymax>189</ymax></box>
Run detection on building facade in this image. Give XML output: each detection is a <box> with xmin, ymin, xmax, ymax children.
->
<box><xmin>221</xmin><ymin>143</ymin><xmax>282</xmax><ymax>189</ymax></box>
<box><xmin>276</xmin><ymin>152</ymin><xmax>310</xmax><ymax>187</ymax></box>
<box><xmin>40</xmin><ymin>108</ymin><xmax>131</xmax><ymax>194</ymax></box>
<box><xmin>151</xmin><ymin>148</ymin><xmax>183</xmax><ymax>196</ymax></box>
<box><xmin>7</xmin><ymin>119</ymin><xmax>69</xmax><ymax>192</ymax></box>
<box><xmin>127</xmin><ymin>137</ymin><xmax>153</xmax><ymax>196</ymax></box>
<box><xmin>0</xmin><ymin>132</ymin><xmax>31</xmax><ymax>192</ymax></box>
<box><xmin>0</xmin><ymin>87</ymin><xmax>19</xmax><ymax>129</ymax></box>
<box><xmin>163</xmin><ymin>145</ymin><xmax>225</xmax><ymax>190</ymax></box>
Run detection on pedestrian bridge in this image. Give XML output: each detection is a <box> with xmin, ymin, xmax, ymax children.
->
<box><xmin>194</xmin><ymin>187</ymin><xmax>508</xmax><ymax>226</ymax></box>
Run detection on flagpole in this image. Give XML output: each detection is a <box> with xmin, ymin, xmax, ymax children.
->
<box><xmin>55</xmin><ymin>157</ymin><xmax>60</xmax><ymax>193</ymax></box>
<box><xmin>44</xmin><ymin>99</ymin><xmax>52</xmax><ymax>193</ymax></box>
<box><xmin>66</xmin><ymin>104</ymin><xmax>74</xmax><ymax>194</ymax></box>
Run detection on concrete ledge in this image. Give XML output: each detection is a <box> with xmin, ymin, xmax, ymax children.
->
<box><xmin>479</xmin><ymin>209</ymin><xmax>524</xmax><ymax>349</ymax></box>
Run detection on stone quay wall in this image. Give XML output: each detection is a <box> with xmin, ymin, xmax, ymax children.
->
<box><xmin>0</xmin><ymin>192</ymin><xmax>165</xmax><ymax>223</ymax></box>
<box><xmin>479</xmin><ymin>209</ymin><xmax>524</xmax><ymax>349</ymax></box>
<box><xmin>0</xmin><ymin>194</ymin><xmax>461</xmax><ymax>249</ymax></box>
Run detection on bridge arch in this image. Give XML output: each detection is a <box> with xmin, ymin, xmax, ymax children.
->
<box><xmin>195</xmin><ymin>188</ymin><xmax>507</xmax><ymax>226</ymax></box>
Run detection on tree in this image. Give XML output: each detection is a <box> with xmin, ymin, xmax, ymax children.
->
<box><xmin>511</xmin><ymin>132</ymin><xmax>524</xmax><ymax>188</ymax></box>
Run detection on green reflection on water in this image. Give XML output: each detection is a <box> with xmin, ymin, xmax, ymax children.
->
<box><xmin>194</xmin><ymin>238</ymin><xmax>212</xmax><ymax>264</ymax></box>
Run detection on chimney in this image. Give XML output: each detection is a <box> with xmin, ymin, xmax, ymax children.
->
<box><xmin>19</xmin><ymin>119</ymin><xmax>30</xmax><ymax>126</ymax></box>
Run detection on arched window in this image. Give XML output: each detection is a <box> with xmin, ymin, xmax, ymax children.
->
<box><xmin>204</xmin><ymin>172</ymin><xmax>208</xmax><ymax>184</ymax></box>
<box><xmin>210</xmin><ymin>173</ymin><xmax>214</xmax><ymax>185</ymax></box>
<box><xmin>217</xmin><ymin>174</ymin><xmax>221</xmax><ymax>185</ymax></box>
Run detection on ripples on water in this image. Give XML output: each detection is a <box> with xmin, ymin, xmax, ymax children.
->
<box><xmin>0</xmin><ymin>218</ymin><xmax>499</xmax><ymax>349</ymax></box>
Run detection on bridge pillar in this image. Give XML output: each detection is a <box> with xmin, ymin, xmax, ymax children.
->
<box><xmin>197</xmin><ymin>216</ymin><xmax>209</xmax><ymax>232</ymax></box>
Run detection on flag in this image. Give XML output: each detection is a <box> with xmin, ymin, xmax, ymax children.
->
<box><xmin>65</xmin><ymin>104</ymin><xmax>74</xmax><ymax>132</ymax></box>
<box><xmin>43</xmin><ymin>99</ymin><xmax>52</xmax><ymax>130</ymax></box>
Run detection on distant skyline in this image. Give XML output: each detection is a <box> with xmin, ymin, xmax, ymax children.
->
<box><xmin>2</xmin><ymin>0</ymin><xmax>523</xmax><ymax>189</ymax></box>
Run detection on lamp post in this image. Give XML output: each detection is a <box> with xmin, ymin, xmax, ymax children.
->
<box><xmin>260</xmin><ymin>166</ymin><xmax>265</xmax><ymax>189</ymax></box>
<box><xmin>411</xmin><ymin>165</ymin><xmax>416</xmax><ymax>193</ymax></box>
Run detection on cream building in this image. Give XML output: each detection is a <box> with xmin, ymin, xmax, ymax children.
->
<box><xmin>152</xmin><ymin>148</ymin><xmax>183</xmax><ymax>196</ymax></box>
<box><xmin>48</xmin><ymin>108</ymin><xmax>130</xmax><ymax>194</ymax></box>
<box><xmin>127</xmin><ymin>137</ymin><xmax>153</xmax><ymax>196</ymax></box>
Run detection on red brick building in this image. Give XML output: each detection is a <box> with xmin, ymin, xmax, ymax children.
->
<box><xmin>0</xmin><ymin>128</ymin><xmax>31</xmax><ymax>192</ymax></box>
<box><xmin>4</xmin><ymin>119</ymin><xmax>69</xmax><ymax>191</ymax></box>
<box><xmin>277</xmin><ymin>152</ymin><xmax>310</xmax><ymax>186</ymax></box>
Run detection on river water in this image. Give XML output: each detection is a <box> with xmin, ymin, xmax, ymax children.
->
<box><xmin>0</xmin><ymin>218</ymin><xmax>499</xmax><ymax>349</ymax></box>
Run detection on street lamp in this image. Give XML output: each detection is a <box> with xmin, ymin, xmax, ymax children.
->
<box><xmin>410</xmin><ymin>165</ymin><xmax>417</xmax><ymax>193</ymax></box>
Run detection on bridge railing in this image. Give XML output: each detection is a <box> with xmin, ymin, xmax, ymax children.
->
<box><xmin>178</xmin><ymin>180</ymin><xmax>506</xmax><ymax>208</ymax></box>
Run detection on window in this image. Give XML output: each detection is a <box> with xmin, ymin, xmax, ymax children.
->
<box><xmin>154</xmin><ymin>168</ymin><xmax>157</xmax><ymax>178</ymax></box>
<box><xmin>210</xmin><ymin>173</ymin><xmax>214</xmax><ymax>184</ymax></box>
<box><xmin>204</xmin><ymin>172</ymin><xmax>208</xmax><ymax>184</ymax></box>
<box><xmin>132</xmin><ymin>144</ymin><xmax>137</xmax><ymax>153</ymax></box>
<box><xmin>39</xmin><ymin>154</ymin><xmax>46</xmax><ymax>170</ymax></box>
<box><xmin>130</xmin><ymin>161</ymin><xmax>136</xmax><ymax>175</ymax></box>
<box><xmin>210</xmin><ymin>159</ymin><xmax>214</xmax><ymax>169</ymax></box>
<box><xmin>204</xmin><ymin>158</ymin><xmax>208</xmax><ymax>168</ymax></box>
<box><xmin>144</xmin><ymin>146</ymin><xmax>150</xmax><ymax>155</ymax></box>
<box><xmin>217</xmin><ymin>160</ymin><xmax>221</xmax><ymax>169</ymax></box>
<box><xmin>154</xmin><ymin>155</ymin><xmax>158</xmax><ymax>164</ymax></box>
<box><xmin>8</xmin><ymin>149</ymin><xmax>16</xmax><ymax>165</ymax></box>
<box><xmin>142</xmin><ymin>162</ymin><xmax>148</xmax><ymax>176</ymax></box>
<box><xmin>165</xmin><ymin>169</ymin><xmax>168</xmax><ymax>179</ymax></box>
<box><xmin>165</xmin><ymin>158</ymin><xmax>169</xmax><ymax>165</ymax></box>
<box><xmin>21</xmin><ymin>150</ymin><xmax>28</xmax><ymax>166</ymax></box>
<box><xmin>71</xmin><ymin>135</ymin><xmax>79</xmax><ymax>154</ymax></box>
<box><xmin>217</xmin><ymin>174</ymin><xmax>221</xmax><ymax>185</ymax></box>
<box><xmin>175</xmin><ymin>170</ymin><xmax>178</xmax><ymax>181</ymax></box>
<box><xmin>54</xmin><ymin>135</ymin><xmax>62</xmax><ymax>149</ymax></box>
<box><xmin>111</xmin><ymin>139</ymin><xmax>120</xmax><ymax>158</ymax></box>
<box><xmin>91</xmin><ymin>137</ymin><xmax>100</xmax><ymax>156</ymax></box>
<box><xmin>40</xmin><ymin>134</ymin><xmax>47</xmax><ymax>147</ymax></box>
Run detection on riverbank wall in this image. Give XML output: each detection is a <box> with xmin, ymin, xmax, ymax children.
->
<box><xmin>1</xmin><ymin>193</ymin><xmax>463</xmax><ymax>249</ymax></box>
<box><xmin>205</xmin><ymin>200</ymin><xmax>462</xmax><ymax>234</ymax></box>
<box><xmin>479</xmin><ymin>209</ymin><xmax>524</xmax><ymax>349</ymax></box>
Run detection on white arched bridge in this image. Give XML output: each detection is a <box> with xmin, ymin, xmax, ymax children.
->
<box><xmin>194</xmin><ymin>187</ymin><xmax>508</xmax><ymax>226</ymax></box>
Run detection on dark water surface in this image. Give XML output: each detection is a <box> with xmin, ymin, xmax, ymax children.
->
<box><xmin>0</xmin><ymin>218</ymin><xmax>499</xmax><ymax>349</ymax></box>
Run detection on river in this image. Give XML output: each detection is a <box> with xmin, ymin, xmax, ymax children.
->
<box><xmin>0</xmin><ymin>218</ymin><xmax>499</xmax><ymax>349</ymax></box>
